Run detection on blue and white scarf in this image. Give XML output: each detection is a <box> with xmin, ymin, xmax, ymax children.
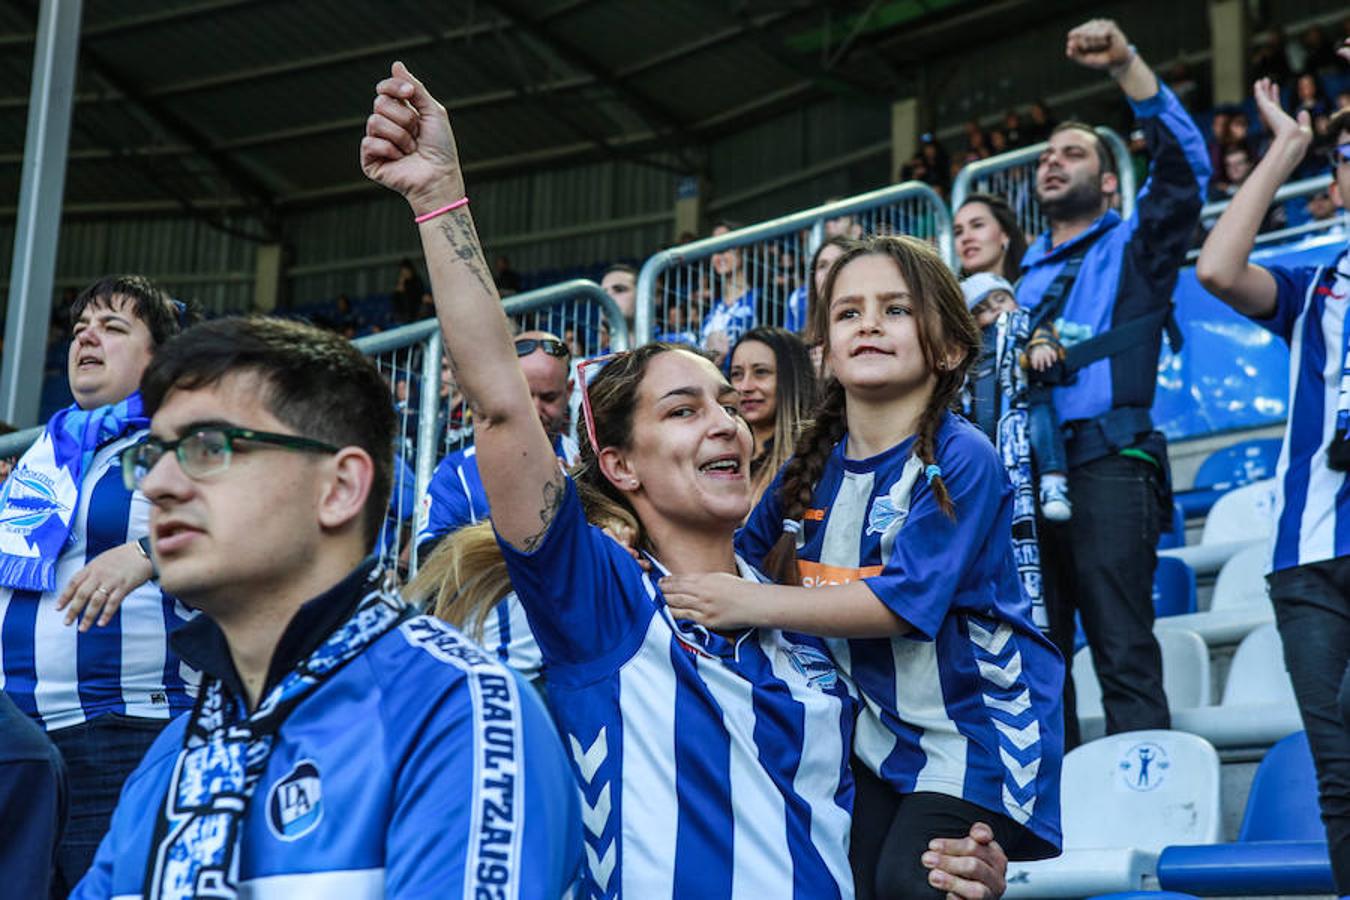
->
<box><xmin>0</xmin><ymin>392</ymin><xmax>149</xmax><ymax>592</ymax></box>
<box><xmin>143</xmin><ymin>579</ymin><xmax>408</xmax><ymax>900</ymax></box>
<box><xmin>991</xmin><ymin>308</ymin><xmax>1048</xmax><ymax>630</ymax></box>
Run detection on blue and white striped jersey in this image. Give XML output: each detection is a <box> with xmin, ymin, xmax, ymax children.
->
<box><xmin>739</xmin><ymin>412</ymin><xmax>1064</xmax><ymax>857</ymax></box>
<box><xmin>480</xmin><ymin>591</ymin><xmax>544</xmax><ymax>683</ymax></box>
<box><xmin>72</xmin><ymin>613</ymin><xmax>582</xmax><ymax>900</ymax></box>
<box><xmin>0</xmin><ymin>430</ymin><xmax>197</xmax><ymax>732</ymax></box>
<box><xmin>1259</xmin><ymin>247</ymin><xmax>1350</xmax><ymax>573</ymax></box>
<box><xmin>498</xmin><ymin>479</ymin><xmax>859</xmax><ymax>899</ymax></box>
<box><xmin>701</xmin><ymin>289</ymin><xmax>758</xmax><ymax>353</ymax></box>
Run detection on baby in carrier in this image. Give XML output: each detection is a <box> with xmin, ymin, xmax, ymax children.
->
<box><xmin>962</xmin><ymin>272</ymin><xmax>1074</xmax><ymax>521</ymax></box>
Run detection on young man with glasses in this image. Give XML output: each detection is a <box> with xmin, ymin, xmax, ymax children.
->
<box><xmin>72</xmin><ymin>317</ymin><xmax>580</xmax><ymax>899</ymax></box>
<box><xmin>416</xmin><ymin>330</ymin><xmax>577</xmax><ymax>558</ymax></box>
<box><xmin>1197</xmin><ymin>56</ymin><xmax>1350</xmax><ymax>894</ymax></box>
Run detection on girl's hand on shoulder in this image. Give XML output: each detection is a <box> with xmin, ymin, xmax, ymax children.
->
<box><xmin>1027</xmin><ymin>344</ymin><xmax>1058</xmax><ymax>372</ymax></box>
<box><xmin>661</xmin><ymin>572</ymin><xmax>766</xmax><ymax>630</ymax></box>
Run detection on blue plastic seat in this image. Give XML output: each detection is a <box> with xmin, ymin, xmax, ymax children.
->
<box><xmin>1157</xmin><ymin>732</ymin><xmax>1334</xmax><ymax>894</ymax></box>
<box><xmin>1152</xmin><ymin>556</ymin><xmax>1198</xmax><ymax>618</ymax></box>
<box><xmin>1176</xmin><ymin>439</ymin><xmax>1283</xmax><ymax>519</ymax></box>
<box><xmin>1157</xmin><ymin>501</ymin><xmax>1187</xmax><ymax>550</ymax></box>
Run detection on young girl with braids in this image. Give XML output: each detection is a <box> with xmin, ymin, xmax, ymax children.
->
<box><xmin>663</xmin><ymin>235</ymin><xmax>1065</xmax><ymax>899</ymax></box>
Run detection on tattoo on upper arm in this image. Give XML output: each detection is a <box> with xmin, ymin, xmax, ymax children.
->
<box><xmin>520</xmin><ymin>472</ymin><xmax>566</xmax><ymax>552</ymax></box>
<box><xmin>436</xmin><ymin>211</ymin><xmax>495</xmax><ymax>297</ymax></box>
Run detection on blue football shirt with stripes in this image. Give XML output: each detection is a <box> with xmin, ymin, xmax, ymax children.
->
<box><xmin>0</xmin><ymin>430</ymin><xmax>197</xmax><ymax>731</ymax></box>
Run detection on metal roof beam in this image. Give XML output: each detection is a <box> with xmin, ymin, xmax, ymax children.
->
<box><xmin>0</xmin><ymin>0</ymin><xmax>269</xmax><ymax>48</ymax></box>
<box><xmin>477</xmin><ymin>0</ymin><xmax>695</xmax><ymax>145</ymax></box>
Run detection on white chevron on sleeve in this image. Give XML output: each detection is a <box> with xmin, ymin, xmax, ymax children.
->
<box><xmin>580</xmin><ymin>782</ymin><xmax>612</xmax><ymax>838</ymax></box>
<box><xmin>967</xmin><ymin>619</ymin><xmax>1013</xmax><ymax>656</ymax></box>
<box><xmin>585</xmin><ymin>839</ymin><xmax>617</xmax><ymax>891</ymax></box>
<box><xmin>982</xmin><ymin>688</ymin><xmax>1031</xmax><ymax>716</ymax></box>
<box><xmin>1002</xmin><ymin>784</ymin><xmax>1036</xmax><ymax>824</ymax></box>
<box><xmin>999</xmin><ymin>746</ymin><xmax>1042</xmax><ymax>788</ymax></box>
<box><xmin>976</xmin><ymin>651</ymin><xmax>1023</xmax><ymax>689</ymax></box>
<box><xmin>569</xmin><ymin>727</ymin><xmax>608</xmax><ymax>783</ymax></box>
<box><xmin>994</xmin><ymin>717</ymin><xmax>1041</xmax><ymax>751</ymax></box>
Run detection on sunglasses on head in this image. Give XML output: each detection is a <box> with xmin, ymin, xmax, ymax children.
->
<box><xmin>514</xmin><ymin>338</ymin><xmax>570</xmax><ymax>360</ymax></box>
<box><xmin>1328</xmin><ymin>144</ymin><xmax>1350</xmax><ymax>167</ymax></box>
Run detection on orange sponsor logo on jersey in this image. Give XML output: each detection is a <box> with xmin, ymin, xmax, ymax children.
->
<box><xmin>798</xmin><ymin>560</ymin><xmax>883</xmax><ymax>588</ymax></box>
<box><xmin>804</xmin><ymin>508</ymin><xmax>826</xmax><ymax>521</ymax></box>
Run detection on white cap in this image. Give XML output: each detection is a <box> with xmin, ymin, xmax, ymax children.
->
<box><xmin>961</xmin><ymin>272</ymin><xmax>1015</xmax><ymax>311</ymax></box>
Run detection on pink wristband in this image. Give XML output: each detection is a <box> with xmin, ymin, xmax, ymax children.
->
<box><xmin>414</xmin><ymin>196</ymin><xmax>470</xmax><ymax>224</ymax></box>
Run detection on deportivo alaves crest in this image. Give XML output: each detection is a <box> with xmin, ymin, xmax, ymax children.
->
<box><xmin>0</xmin><ymin>467</ymin><xmax>71</xmax><ymax>536</ymax></box>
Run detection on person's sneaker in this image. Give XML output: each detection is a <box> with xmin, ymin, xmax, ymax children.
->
<box><xmin>1040</xmin><ymin>480</ymin><xmax>1072</xmax><ymax>522</ymax></box>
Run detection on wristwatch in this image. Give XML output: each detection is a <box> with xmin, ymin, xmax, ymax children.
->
<box><xmin>136</xmin><ymin>535</ymin><xmax>160</xmax><ymax>581</ymax></box>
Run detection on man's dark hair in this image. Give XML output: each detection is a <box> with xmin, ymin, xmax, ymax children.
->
<box><xmin>1051</xmin><ymin>121</ymin><xmax>1117</xmax><ymax>177</ymax></box>
<box><xmin>70</xmin><ymin>275</ymin><xmax>199</xmax><ymax>347</ymax></box>
<box><xmin>1330</xmin><ymin>107</ymin><xmax>1350</xmax><ymax>144</ymax></box>
<box><xmin>140</xmin><ymin>317</ymin><xmax>396</xmax><ymax>550</ymax></box>
<box><xmin>602</xmin><ymin>263</ymin><xmax>636</xmax><ymax>279</ymax></box>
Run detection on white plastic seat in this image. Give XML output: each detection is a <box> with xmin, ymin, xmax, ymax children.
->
<box><xmin>1199</xmin><ymin>479</ymin><xmax>1276</xmax><ymax>546</ymax></box>
<box><xmin>1075</xmin><ymin>629</ymin><xmax>1211</xmax><ymax>742</ymax></box>
<box><xmin>1168</xmin><ymin>624</ymin><xmax>1303</xmax><ymax>750</ymax></box>
<box><xmin>1156</xmin><ymin>542</ymin><xmax>1274</xmax><ymax>646</ymax></box>
<box><xmin>1222</xmin><ymin>623</ymin><xmax>1295</xmax><ymax>706</ymax></box>
<box><xmin>1006</xmin><ymin>730</ymin><xmax>1223</xmax><ymax>897</ymax></box>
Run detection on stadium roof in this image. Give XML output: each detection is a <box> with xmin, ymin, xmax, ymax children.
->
<box><xmin>0</xmin><ymin>0</ymin><xmax>1084</xmax><ymax>232</ymax></box>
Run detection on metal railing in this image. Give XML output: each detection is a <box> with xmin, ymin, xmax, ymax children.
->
<box><xmin>0</xmin><ymin>278</ymin><xmax>628</xmax><ymax>579</ymax></box>
<box><xmin>950</xmin><ymin>127</ymin><xmax>1136</xmax><ymax>245</ymax></box>
<box><xmin>1187</xmin><ymin>172</ymin><xmax>1341</xmax><ymax>261</ymax></box>
<box><xmin>634</xmin><ymin>180</ymin><xmax>952</xmax><ymax>347</ymax></box>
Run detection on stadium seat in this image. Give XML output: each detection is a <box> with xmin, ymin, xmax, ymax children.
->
<box><xmin>1156</xmin><ymin>542</ymin><xmax>1273</xmax><ymax>647</ymax></box>
<box><xmin>1152</xmin><ymin>557</ymin><xmax>1197</xmax><ymax>618</ymax></box>
<box><xmin>1156</xmin><ymin>732</ymin><xmax>1334</xmax><ymax>895</ymax></box>
<box><xmin>1157</xmin><ymin>501</ymin><xmax>1187</xmax><ymax>550</ymax></box>
<box><xmin>1006</xmin><ymin>731</ymin><xmax>1222</xmax><ymax>898</ymax></box>
<box><xmin>1169</xmin><ymin>623</ymin><xmax>1302</xmax><ymax>750</ymax></box>
<box><xmin>1076</xmin><ymin>629</ymin><xmax>1210</xmax><ymax>742</ymax></box>
<box><xmin>1174</xmin><ymin>439</ymin><xmax>1282</xmax><ymax>519</ymax></box>
<box><xmin>1199</xmin><ymin>478</ymin><xmax>1276</xmax><ymax>546</ymax></box>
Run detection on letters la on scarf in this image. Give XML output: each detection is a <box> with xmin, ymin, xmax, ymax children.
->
<box><xmin>144</xmin><ymin>577</ymin><xmax>409</xmax><ymax>900</ymax></box>
<box><xmin>0</xmin><ymin>392</ymin><xmax>149</xmax><ymax>592</ymax></box>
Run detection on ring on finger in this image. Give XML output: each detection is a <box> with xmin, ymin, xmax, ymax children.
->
<box><xmin>94</xmin><ymin>586</ymin><xmax>110</xmax><ymax>595</ymax></box>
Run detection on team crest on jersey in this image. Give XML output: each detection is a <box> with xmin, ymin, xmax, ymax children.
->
<box><xmin>785</xmin><ymin>643</ymin><xmax>838</xmax><ymax>692</ymax></box>
<box><xmin>266</xmin><ymin>759</ymin><xmax>323</xmax><ymax>841</ymax></box>
<box><xmin>0</xmin><ymin>467</ymin><xmax>70</xmax><ymax>534</ymax></box>
<box><xmin>866</xmin><ymin>477</ymin><xmax>915</xmax><ymax>538</ymax></box>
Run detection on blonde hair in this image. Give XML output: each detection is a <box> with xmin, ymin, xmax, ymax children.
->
<box><xmin>415</xmin><ymin>344</ymin><xmax>682</xmax><ymax>632</ymax></box>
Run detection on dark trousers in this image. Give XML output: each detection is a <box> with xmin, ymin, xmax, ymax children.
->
<box><xmin>1027</xmin><ymin>386</ymin><xmax>1068</xmax><ymax>475</ymax></box>
<box><xmin>1041</xmin><ymin>453</ymin><xmax>1169</xmax><ymax>749</ymax></box>
<box><xmin>849</xmin><ymin>760</ymin><xmax>1035</xmax><ymax>900</ymax></box>
<box><xmin>48</xmin><ymin>713</ymin><xmax>169</xmax><ymax>895</ymax></box>
<box><xmin>1269</xmin><ymin>556</ymin><xmax>1350</xmax><ymax>894</ymax></box>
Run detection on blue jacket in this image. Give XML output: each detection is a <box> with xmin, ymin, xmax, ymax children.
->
<box><xmin>1016</xmin><ymin>84</ymin><xmax>1210</xmax><ymax>427</ymax></box>
<box><xmin>72</xmin><ymin>565</ymin><xmax>581</xmax><ymax>899</ymax></box>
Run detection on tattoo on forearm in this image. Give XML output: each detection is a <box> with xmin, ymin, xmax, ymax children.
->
<box><xmin>521</xmin><ymin>472</ymin><xmax>566</xmax><ymax>552</ymax></box>
<box><xmin>436</xmin><ymin>210</ymin><xmax>495</xmax><ymax>297</ymax></box>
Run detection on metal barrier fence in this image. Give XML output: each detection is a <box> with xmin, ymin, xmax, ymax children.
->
<box><xmin>1186</xmin><ymin>172</ymin><xmax>1341</xmax><ymax>261</ymax></box>
<box><xmin>634</xmin><ymin>180</ymin><xmax>952</xmax><ymax>347</ymax></box>
<box><xmin>950</xmin><ymin>127</ymin><xmax>1135</xmax><ymax>246</ymax></box>
<box><xmin>0</xmin><ymin>278</ymin><xmax>628</xmax><ymax>580</ymax></box>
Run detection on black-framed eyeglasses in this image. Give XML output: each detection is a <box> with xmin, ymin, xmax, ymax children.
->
<box><xmin>514</xmin><ymin>338</ymin><xmax>570</xmax><ymax>360</ymax></box>
<box><xmin>1327</xmin><ymin>143</ymin><xmax>1350</xmax><ymax>168</ymax></box>
<box><xmin>121</xmin><ymin>426</ymin><xmax>340</xmax><ymax>491</ymax></box>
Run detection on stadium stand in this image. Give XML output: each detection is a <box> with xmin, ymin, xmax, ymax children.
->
<box><xmin>1074</xmin><ymin>629</ymin><xmax>1212</xmax><ymax>743</ymax></box>
<box><xmin>1154</xmin><ymin>732</ymin><xmax>1336</xmax><ymax>894</ymax></box>
<box><xmin>1157</xmin><ymin>541</ymin><xmax>1275</xmax><ymax>648</ymax></box>
<box><xmin>1174</xmin><ymin>437</ymin><xmax>1283</xmax><ymax>519</ymax></box>
<box><xmin>1006</xmin><ymin>731</ymin><xmax>1223</xmax><ymax>897</ymax></box>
